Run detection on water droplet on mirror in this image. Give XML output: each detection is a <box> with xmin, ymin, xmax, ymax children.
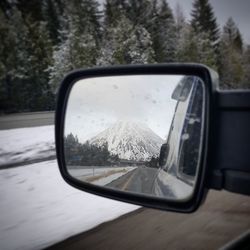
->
<box><xmin>182</xmin><ymin>133</ymin><xmax>190</xmax><ymax>140</ymax></box>
<box><xmin>189</xmin><ymin>118</ymin><xmax>201</xmax><ymax>124</ymax></box>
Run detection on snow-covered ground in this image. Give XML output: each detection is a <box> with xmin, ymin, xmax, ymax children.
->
<box><xmin>0</xmin><ymin>126</ymin><xmax>55</xmax><ymax>166</ymax></box>
<box><xmin>0</xmin><ymin>126</ymin><xmax>138</xmax><ymax>250</ymax></box>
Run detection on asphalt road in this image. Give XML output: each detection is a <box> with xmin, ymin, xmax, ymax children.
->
<box><xmin>46</xmin><ymin>190</ymin><xmax>250</xmax><ymax>250</ymax></box>
<box><xmin>107</xmin><ymin>167</ymin><xmax>176</xmax><ymax>198</ymax></box>
<box><xmin>107</xmin><ymin>167</ymin><xmax>158</xmax><ymax>194</ymax></box>
<box><xmin>0</xmin><ymin>111</ymin><xmax>54</xmax><ymax>130</ymax></box>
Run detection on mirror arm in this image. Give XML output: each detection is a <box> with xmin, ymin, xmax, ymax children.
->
<box><xmin>158</xmin><ymin>143</ymin><xmax>169</xmax><ymax>168</ymax></box>
<box><xmin>207</xmin><ymin>90</ymin><xmax>250</xmax><ymax>195</ymax></box>
<box><xmin>55</xmin><ymin>64</ymin><xmax>220</xmax><ymax>213</ymax></box>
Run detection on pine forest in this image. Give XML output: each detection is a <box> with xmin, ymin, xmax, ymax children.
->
<box><xmin>1</xmin><ymin>0</ymin><xmax>250</xmax><ymax>113</ymax></box>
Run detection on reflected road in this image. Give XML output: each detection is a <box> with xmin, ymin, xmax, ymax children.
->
<box><xmin>107</xmin><ymin>167</ymin><xmax>175</xmax><ymax>197</ymax></box>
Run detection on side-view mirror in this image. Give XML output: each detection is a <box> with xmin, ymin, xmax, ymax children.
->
<box><xmin>55</xmin><ymin>64</ymin><xmax>250</xmax><ymax>213</ymax></box>
<box><xmin>158</xmin><ymin>143</ymin><xmax>169</xmax><ymax>168</ymax></box>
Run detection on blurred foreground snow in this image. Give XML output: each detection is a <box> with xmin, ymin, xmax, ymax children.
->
<box><xmin>0</xmin><ymin>127</ymin><xmax>138</xmax><ymax>250</ymax></box>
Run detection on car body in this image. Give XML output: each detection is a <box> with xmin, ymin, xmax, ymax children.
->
<box><xmin>55</xmin><ymin>63</ymin><xmax>250</xmax><ymax>248</ymax></box>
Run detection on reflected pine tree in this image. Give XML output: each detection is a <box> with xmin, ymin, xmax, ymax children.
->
<box><xmin>64</xmin><ymin>134</ymin><xmax>120</xmax><ymax>167</ymax></box>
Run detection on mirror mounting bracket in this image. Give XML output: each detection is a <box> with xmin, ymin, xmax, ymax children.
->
<box><xmin>208</xmin><ymin>90</ymin><xmax>250</xmax><ymax>196</ymax></box>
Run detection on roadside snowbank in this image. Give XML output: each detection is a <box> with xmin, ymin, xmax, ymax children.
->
<box><xmin>0</xmin><ymin>160</ymin><xmax>138</xmax><ymax>250</ymax></box>
<box><xmin>0</xmin><ymin>125</ymin><xmax>55</xmax><ymax>166</ymax></box>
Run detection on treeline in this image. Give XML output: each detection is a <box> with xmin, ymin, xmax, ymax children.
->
<box><xmin>1</xmin><ymin>0</ymin><xmax>250</xmax><ymax>113</ymax></box>
<box><xmin>64</xmin><ymin>133</ymin><xmax>119</xmax><ymax>166</ymax></box>
<box><xmin>147</xmin><ymin>156</ymin><xmax>160</xmax><ymax>168</ymax></box>
<box><xmin>65</xmin><ymin>133</ymin><xmax>161</xmax><ymax>167</ymax></box>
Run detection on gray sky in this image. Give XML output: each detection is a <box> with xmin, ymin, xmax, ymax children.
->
<box><xmin>65</xmin><ymin>75</ymin><xmax>181</xmax><ymax>142</ymax></box>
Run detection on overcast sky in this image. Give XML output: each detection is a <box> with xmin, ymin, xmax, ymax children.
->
<box><xmin>98</xmin><ymin>0</ymin><xmax>250</xmax><ymax>44</ymax></box>
<box><xmin>65</xmin><ymin>75</ymin><xmax>182</xmax><ymax>142</ymax></box>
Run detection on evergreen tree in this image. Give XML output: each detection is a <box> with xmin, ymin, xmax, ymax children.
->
<box><xmin>0</xmin><ymin>3</ymin><xmax>55</xmax><ymax>113</ymax></box>
<box><xmin>2</xmin><ymin>0</ymin><xmax>250</xmax><ymax>113</ymax></box>
<box><xmin>104</xmin><ymin>0</ymin><xmax>127</xmax><ymax>27</ymax></box>
<box><xmin>174</xmin><ymin>0</ymin><xmax>219</xmax><ymax>69</ymax></box>
<box><xmin>0</xmin><ymin>0</ymin><xmax>12</xmax><ymax>17</ymax></box>
<box><xmin>175</xmin><ymin>3</ymin><xmax>186</xmax><ymax>39</ymax></box>
<box><xmin>15</xmin><ymin>0</ymin><xmax>44</xmax><ymax>22</ymax></box>
<box><xmin>98</xmin><ymin>4</ymin><xmax>155</xmax><ymax>66</ymax></box>
<box><xmin>190</xmin><ymin>0</ymin><xmax>219</xmax><ymax>69</ymax></box>
<box><xmin>126</xmin><ymin>0</ymin><xmax>154</xmax><ymax>28</ymax></box>
<box><xmin>191</xmin><ymin>0</ymin><xmax>219</xmax><ymax>43</ymax></box>
<box><xmin>219</xmin><ymin>18</ymin><xmax>244</xmax><ymax>88</ymax></box>
<box><xmin>49</xmin><ymin>0</ymin><xmax>101</xmax><ymax>92</ymax></box>
<box><xmin>129</xmin><ymin>0</ymin><xmax>177</xmax><ymax>63</ymax></box>
<box><xmin>175</xmin><ymin>25</ymin><xmax>199</xmax><ymax>62</ymax></box>
<box><xmin>0</xmin><ymin>7</ymin><xmax>31</xmax><ymax>112</ymax></box>
<box><xmin>128</xmin><ymin>24</ymin><xmax>155</xmax><ymax>64</ymax></box>
<box><xmin>175</xmin><ymin>4</ymin><xmax>189</xmax><ymax>61</ymax></box>
<box><xmin>154</xmin><ymin>0</ymin><xmax>176</xmax><ymax>62</ymax></box>
<box><xmin>148</xmin><ymin>156</ymin><xmax>159</xmax><ymax>168</ymax></box>
<box><xmin>222</xmin><ymin>17</ymin><xmax>243</xmax><ymax>53</ymax></box>
<box><xmin>175</xmin><ymin>24</ymin><xmax>217</xmax><ymax>69</ymax></box>
<box><xmin>64</xmin><ymin>133</ymin><xmax>81</xmax><ymax>165</ymax></box>
<box><xmin>197</xmin><ymin>31</ymin><xmax>218</xmax><ymax>68</ymax></box>
<box><xmin>24</xmin><ymin>20</ymin><xmax>54</xmax><ymax>110</ymax></box>
<box><xmin>43</xmin><ymin>0</ymin><xmax>63</xmax><ymax>45</ymax></box>
<box><xmin>242</xmin><ymin>45</ymin><xmax>250</xmax><ymax>88</ymax></box>
<box><xmin>0</xmin><ymin>8</ymin><xmax>14</xmax><ymax>112</ymax></box>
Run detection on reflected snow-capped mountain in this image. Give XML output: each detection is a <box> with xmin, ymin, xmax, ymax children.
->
<box><xmin>89</xmin><ymin>121</ymin><xmax>164</xmax><ymax>161</ymax></box>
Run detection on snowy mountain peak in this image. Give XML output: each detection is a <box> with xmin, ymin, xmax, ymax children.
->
<box><xmin>89</xmin><ymin>121</ymin><xmax>164</xmax><ymax>161</ymax></box>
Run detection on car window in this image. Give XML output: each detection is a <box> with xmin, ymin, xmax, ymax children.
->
<box><xmin>0</xmin><ymin>0</ymin><xmax>250</xmax><ymax>250</ymax></box>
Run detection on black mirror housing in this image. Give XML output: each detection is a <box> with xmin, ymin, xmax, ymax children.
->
<box><xmin>55</xmin><ymin>63</ymin><xmax>217</xmax><ymax>213</ymax></box>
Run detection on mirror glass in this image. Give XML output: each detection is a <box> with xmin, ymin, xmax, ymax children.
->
<box><xmin>64</xmin><ymin>75</ymin><xmax>205</xmax><ymax>201</ymax></box>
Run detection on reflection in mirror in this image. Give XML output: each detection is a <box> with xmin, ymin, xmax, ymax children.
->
<box><xmin>64</xmin><ymin>75</ymin><xmax>205</xmax><ymax>201</ymax></box>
